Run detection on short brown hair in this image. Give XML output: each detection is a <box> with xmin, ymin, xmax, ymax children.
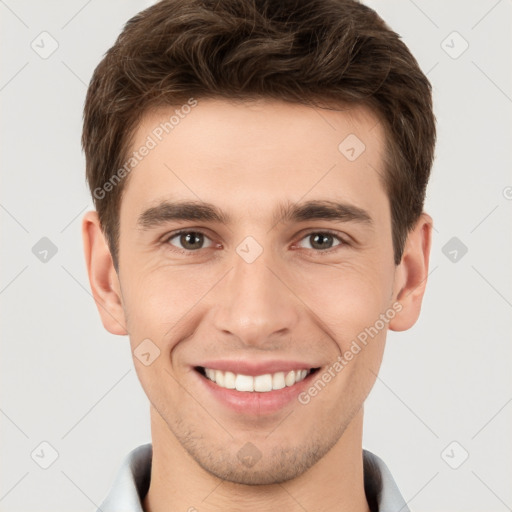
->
<box><xmin>82</xmin><ymin>0</ymin><xmax>436</xmax><ymax>270</ymax></box>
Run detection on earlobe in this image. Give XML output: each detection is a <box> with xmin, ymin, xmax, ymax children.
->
<box><xmin>81</xmin><ymin>210</ymin><xmax>128</xmax><ymax>336</ymax></box>
<box><xmin>389</xmin><ymin>213</ymin><xmax>433</xmax><ymax>332</ymax></box>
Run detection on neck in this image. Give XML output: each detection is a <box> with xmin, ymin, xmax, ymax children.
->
<box><xmin>143</xmin><ymin>406</ymin><xmax>370</xmax><ymax>512</ymax></box>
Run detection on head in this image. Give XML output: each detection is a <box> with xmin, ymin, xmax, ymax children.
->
<box><xmin>82</xmin><ymin>0</ymin><xmax>435</xmax><ymax>485</ymax></box>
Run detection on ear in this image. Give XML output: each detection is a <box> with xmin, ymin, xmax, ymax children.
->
<box><xmin>388</xmin><ymin>212</ymin><xmax>433</xmax><ymax>332</ymax></box>
<box><xmin>82</xmin><ymin>210</ymin><xmax>128</xmax><ymax>335</ymax></box>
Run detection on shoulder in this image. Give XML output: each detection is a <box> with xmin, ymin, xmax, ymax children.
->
<box><xmin>97</xmin><ymin>443</ymin><xmax>152</xmax><ymax>512</ymax></box>
<box><xmin>363</xmin><ymin>449</ymin><xmax>410</xmax><ymax>512</ymax></box>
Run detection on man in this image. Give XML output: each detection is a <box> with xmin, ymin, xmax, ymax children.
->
<box><xmin>81</xmin><ymin>0</ymin><xmax>435</xmax><ymax>510</ymax></box>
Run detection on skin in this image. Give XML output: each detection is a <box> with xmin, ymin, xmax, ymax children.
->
<box><xmin>82</xmin><ymin>98</ymin><xmax>432</xmax><ymax>512</ymax></box>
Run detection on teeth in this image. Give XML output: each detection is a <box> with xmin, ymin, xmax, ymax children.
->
<box><xmin>235</xmin><ymin>374</ymin><xmax>254</xmax><ymax>392</ymax></box>
<box><xmin>224</xmin><ymin>371</ymin><xmax>236</xmax><ymax>389</ymax></box>
<box><xmin>272</xmin><ymin>372</ymin><xmax>286</xmax><ymax>390</ymax></box>
<box><xmin>202</xmin><ymin>367</ymin><xmax>311</xmax><ymax>392</ymax></box>
<box><xmin>254</xmin><ymin>374</ymin><xmax>272</xmax><ymax>392</ymax></box>
<box><xmin>215</xmin><ymin>370</ymin><xmax>224</xmax><ymax>387</ymax></box>
<box><xmin>285</xmin><ymin>370</ymin><xmax>296</xmax><ymax>386</ymax></box>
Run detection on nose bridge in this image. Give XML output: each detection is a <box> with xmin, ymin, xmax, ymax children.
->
<box><xmin>212</xmin><ymin>245</ymin><xmax>299</xmax><ymax>345</ymax></box>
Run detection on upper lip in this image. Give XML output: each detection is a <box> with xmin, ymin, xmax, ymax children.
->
<box><xmin>194</xmin><ymin>359</ymin><xmax>321</xmax><ymax>376</ymax></box>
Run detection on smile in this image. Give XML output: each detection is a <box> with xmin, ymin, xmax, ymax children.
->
<box><xmin>197</xmin><ymin>367</ymin><xmax>316</xmax><ymax>392</ymax></box>
<box><xmin>193</xmin><ymin>361</ymin><xmax>322</xmax><ymax>414</ymax></box>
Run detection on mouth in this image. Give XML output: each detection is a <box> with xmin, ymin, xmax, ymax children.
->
<box><xmin>194</xmin><ymin>366</ymin><xmax>321</xmax><ymax>393</ymax></box>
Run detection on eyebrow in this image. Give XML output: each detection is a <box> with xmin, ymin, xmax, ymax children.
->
<box><xmin>137</xmin><ymin>199</ymin><xmax>373</xmax><ymax>231</ymax></box>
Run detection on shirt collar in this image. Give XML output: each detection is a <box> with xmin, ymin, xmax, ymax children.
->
<box><xmin>97</xmin><ymin>444</ymin><xmax>409</xmax><ymax>512</ymax></box>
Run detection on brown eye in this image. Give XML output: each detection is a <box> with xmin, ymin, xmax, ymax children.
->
<box><xmin>167</xmin><ymin>231</ymin><xmax>213</xmax><ymax>251</ymax></box>
<box><xmin>298</xmin><ymin>232</ymin><xmax>344</xmax><ymax>251</ymax></box>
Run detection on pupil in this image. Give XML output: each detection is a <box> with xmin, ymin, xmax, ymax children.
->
<box><xmin>311</xmin><ymin>233</ymin><xmax>332</xmax><ymax>250</ymax></box>
<box><xmin>182</xmin><ymin>232</ymin><xmax>203</xmax><ymax>250</ymax></box>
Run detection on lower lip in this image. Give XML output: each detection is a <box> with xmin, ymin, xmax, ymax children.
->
<box><xmin>195</xmin><ymin>369</ymin><xmax>318</xmax><ymax>415</ymax></box>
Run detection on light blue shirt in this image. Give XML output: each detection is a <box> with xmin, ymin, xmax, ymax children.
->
<box><xmin>97</xmin><ymin>444</ymin><xmax>410</xmax><ymax>512</ymax></box>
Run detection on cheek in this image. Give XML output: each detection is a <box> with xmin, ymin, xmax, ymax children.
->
<box><xmin>290</xmin><ymin>259</ymin><xmax>395</xmax><ymax>345</ymax></box>
<box><xmin>121</xmin><ymin>264</ymin><xmax>225</xmax><ymax>344</ymax></box>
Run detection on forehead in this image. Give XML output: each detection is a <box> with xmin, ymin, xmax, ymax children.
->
<box><xmin>120</xmin><ymin>98</ymin><xmax>387</xmax><ymax>220</ymax></box>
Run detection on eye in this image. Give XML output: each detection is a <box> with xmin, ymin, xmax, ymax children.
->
<box><xmin>165</xmin><ymin>230</ymin><xmax>214</xmax><ymax>252</ymax></box>
<box><xmin>296</xmin><ymin>231</ymin><xmax>346</xmax><ymax>251</ymax></box>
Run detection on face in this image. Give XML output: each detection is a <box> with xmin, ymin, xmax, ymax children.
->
<box><xmin>87</xmin><ymin>98</ymin><xmax>425</xmax><ymax>485</ymax></box>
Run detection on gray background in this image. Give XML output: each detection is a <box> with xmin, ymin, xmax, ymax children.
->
<box><xmin>1</xmin><ymin>0</ymin><xmax>511</xmax><ymax>510</ymax></box>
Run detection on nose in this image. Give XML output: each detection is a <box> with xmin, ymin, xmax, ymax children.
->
<box><xmin>211</xmin><ymin>247</ymin><xmax>300</xmax><ymax>348</ymax></box>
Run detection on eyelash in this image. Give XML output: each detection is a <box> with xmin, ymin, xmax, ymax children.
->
<box><xmin>162</xmin><ymin>229</ymin><xmax>349</xmax><ymax>255</ymax></box>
